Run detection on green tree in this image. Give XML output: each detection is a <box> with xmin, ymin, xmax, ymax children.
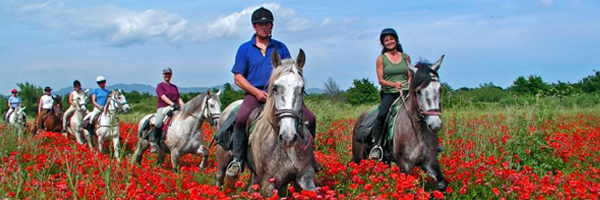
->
<box><xmin>509</xmin><ymin>75</ymin><xmax>549</xmax><ymax>96</ymax></box>
<box><xmin>220</xmin><ymin>83</ymin><xmax>244</xmax><ymax>110</ymax></box>
<box><xmin>582</xmin><ymin>71</ymin><xmax>600</xmax><ymax>93</ymax></box>
<box><xmin>16</xmin><ymin>82</ymin><xmax>43</xmax><ymax>116</ymax></box>
<box><xmin>345</xmin><ymin>78</ymin><xmax>378</xmax><ymax>105</ymax></box>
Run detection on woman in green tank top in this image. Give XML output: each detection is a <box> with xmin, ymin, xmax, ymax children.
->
<box><xmin>369</xmin><ymin>28</ymin><xmax>412</xmax><ymax>160</ymax></box>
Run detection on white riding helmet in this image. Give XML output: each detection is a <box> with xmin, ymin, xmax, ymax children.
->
<box><xmin>96</xmin><ymin>76</ymin><xmax>106</xmax><ymax>83</ymax></box>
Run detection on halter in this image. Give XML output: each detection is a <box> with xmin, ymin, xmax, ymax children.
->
<box><xmin>202</xmin><ymin>94</ymin><xmax>221</xmax><ymax>124</ymax></box>
<box><xmin>413</xmin><ymin>76</ymin><xmax>442</xmax><ymax>120</ymax></box>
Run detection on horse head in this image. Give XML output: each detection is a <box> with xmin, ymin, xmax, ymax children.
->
<box><xmin>110</xmin><ymin>89</ymin><xmax>131</xmax><ymax>114</ymax></box>
<box><xmin>203</xmin><ymin>89</ymin><xmax>222</xmax><ymax>127</ymax></box>
<box><xmin>406</xmin><ymin>55</ymin><xmax>445</xmax><ymax>132</ymax></box>
<box><xmin>74</xmin><ymin>89</ymin><xmax>90</xmax><ymax>112</ymax></box>
<box><xmin>268</xmin><ymin>49</ymin><xmax>306</xmax><ymax>147</ymax></box>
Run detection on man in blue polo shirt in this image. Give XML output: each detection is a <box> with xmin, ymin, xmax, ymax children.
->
<box><xmin>226</xmin><ymin>7</ymin><xmax>318</xmax><ymax>177</ymax></box>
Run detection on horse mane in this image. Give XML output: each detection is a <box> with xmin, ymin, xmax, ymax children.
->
<box><xmin>178</xmin><ymin>93</ymin><xmax>207</xmax><ymax>119</ymax></box>
<box><xmin>409</xmin><ymin>61</ymin><xmax>439</xmax><ymax>93</ymax></box>
<box><xmin>254</xmin><ymin>58</ymin><xmax>304</xmax><ymax>136</ymax></box>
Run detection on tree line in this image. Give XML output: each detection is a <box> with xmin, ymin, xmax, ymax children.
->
<box><xmin>2</xmin><ymin>70</ymin><xmax>599</xmax><ymax>117</ymax></box>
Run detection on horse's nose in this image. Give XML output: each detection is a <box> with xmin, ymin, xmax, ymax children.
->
<box><xmin>426</xmin><ymin>116</ymin><xmax>442</xmax><ymax>132</ymax></box>
<box><xmin>278</xmin><ymin>133</ymin><xmax>298</xmax><ymax>147</ymax></box>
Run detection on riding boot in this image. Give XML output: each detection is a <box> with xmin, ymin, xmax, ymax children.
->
<box><xmin>226</xmin><ymin>127</ymin><xmax>247</xmax><ymax>177</ymax></box>
<box><xmin>150</xmin><ymin>126</ymin><xmax>162</xmax><ymax>153</ymax></box>
<box><xmin>86</xmin><ymin>123</ymin><xmax>94</xmax><ymax>138</ymax></box>
<box><xmin>369</xmin><ymin>119</ymin><xmax>385</xmax><ymax>160</ymax></box>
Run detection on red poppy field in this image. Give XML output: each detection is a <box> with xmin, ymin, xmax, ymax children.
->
<box><xmin>1</xmin><ymin>109</ymin><xmax>600</xmax><ymax>199</ymax></box>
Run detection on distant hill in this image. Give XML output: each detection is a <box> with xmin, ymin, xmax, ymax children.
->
<box><xmin>55</xmin><ymin>83</ymin><xmax>323</xmax><ymax>96</ymax></box>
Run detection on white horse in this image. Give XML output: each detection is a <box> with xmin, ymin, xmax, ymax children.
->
<box><xmin>85</xmin><ymin>90</ymin><xmax>131</xmax><ymax>159</ymax></box>
<box><xmin>7</xmin><ymin>106</ymin><xmax>27</xmax><ymax>132</ymax></box>
<box><xmin>66</xmin><ymin>89</ymin><xmax>90</xmax><ymax>144</ymax></box>
<box><xmin>131</xmin><ymin>90</ymin><xmax>221</xmax><ymax>171</ymax></box>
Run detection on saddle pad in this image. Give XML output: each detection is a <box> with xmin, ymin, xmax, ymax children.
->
<box><xmin>386</xmin><ymin>96</ymin><xmax>407</xmax><ymax>141</ymax></box>
<box><xmin>215</xmin><ymin>105</ymin><xmax>241</xmax><ymax>150</ymax></box>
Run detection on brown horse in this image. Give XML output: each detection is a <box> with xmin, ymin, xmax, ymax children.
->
<box><xmin>35</xmin><ymin>96</ymin><xmax>63</xmax><ymax>134</ymax></box>
<box><xmin>352</xmin><ymin>55</ymin><xmax>447</xmax><ymax>191</ymax></box>
<box><xmin>216</xmin><ymin>49</ymin><xmax>316</xmax><ymax>196</ymax></box>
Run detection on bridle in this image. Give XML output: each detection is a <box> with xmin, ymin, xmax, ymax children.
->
<box><xmin>413</xmin><ymin>76</ymin><xmax>442</xmax><ymax>120</ymax></box>
<box><xmin>202</xmin><ymin>94</ymin><xmax>221</xmax><ymax>125</ymax></box>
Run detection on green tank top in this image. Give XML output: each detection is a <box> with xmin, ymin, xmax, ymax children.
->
<box><xmin>381</xmin><ymin>53</ymin><xmax>409</xmax><ymax>93</ymax></box>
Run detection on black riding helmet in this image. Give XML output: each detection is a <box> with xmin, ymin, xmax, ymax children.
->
<box><xmin>73</xmin><ymin>80</ymin><xmax>81</xmax><ymax>87</ymax></box>
<box><xmin>251</xmin><ymin>7</ymin><xmax>274</xmax><ymax>24</ymax></box>
<box><xmin>379</xmin><ymin>28</ymin><xmax>399</xmax><ymax>44</ymax></box>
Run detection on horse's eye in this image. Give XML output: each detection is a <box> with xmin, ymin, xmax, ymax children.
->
<box><xmin>272</xmin><ymin>86</ymin><xmax>277</xmax><ymax>93</ymax></box>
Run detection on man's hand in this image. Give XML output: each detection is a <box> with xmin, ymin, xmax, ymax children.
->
<box><xmin>172</xmin><ymin>104</ymin><xmax>181</xmax><ymax>111</ymax></box>
<box><xmin>254</xmin><ymin>90</ymin><xmax>268</xmax><ymax>103</ymax></box>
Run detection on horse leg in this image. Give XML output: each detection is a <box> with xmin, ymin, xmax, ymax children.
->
<box><xmin>131</xmin><ymin>138</ymin><xmax>149</xmax><ymax>165</ymax></box>
<box><xmin>156</xmin><ymin>148</ymin><xmax>166</xmax><ymax>167</ymax></box>
<box><xmin>259</xmin><ymin>176</ymin><xmax>276</xmax><ymax>197</ymax></box>
<box><xmin>295</xmin><ymin>169</ymin><xmax>317</xmax><ymax>191</ymax></box>
<box><xmin>113</xmin><ymin>134</ymin><xmax>121</xmax><ymax>161</ymax></box>
<box><xmin>215</xmin><ymin>147</ymin><xmax>232</xmax><ymax>187</ymax></box>
<box><xmin>422</xmin><ymin>160</ymin><xmax>448</xmax><ymax>192</ymax></box>
<box><xmin>170</xmin><ymin>150</ymin><xmax>181</xmax><ymax>172</ymax></box>
<box><xmin>97</xmin><ymin>135</ymin><xmax>105</xmax><ymax>154</ymax></box>
<box><xmin>197</xmin><ymin>145</ymin><xmax>209</xmax><ymax>169</ymax></box>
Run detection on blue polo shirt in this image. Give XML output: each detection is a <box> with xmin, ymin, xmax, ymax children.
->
<box><xmin>231</xmin><ymin>34</ymin><xmax>291</xmax><ymax>91</ymax></box>
<box><xmin>93</xmin><ymin>88</ymin><xmax>111</xmax><ymax>106</ymax></box>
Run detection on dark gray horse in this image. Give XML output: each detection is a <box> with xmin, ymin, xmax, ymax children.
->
<box><xmin>216</xmin><ymin>49</ymin><xmax>316</xmax><ymax>197</ymax></box>
<box><xmin>352</xmin><ymin>55</ymin><xmax>447</xmax><ymax>191</ymax></box>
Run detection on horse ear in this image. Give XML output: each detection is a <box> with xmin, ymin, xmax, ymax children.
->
<box><xmin>271</xmin><ymin>50</ymin><xmax>282</xmax><ymax>68</ymax></box>
<box><xmin>405</xmin><ymin>57</ymin><xmax>417</xmax><ymax>74</ymax></box>
<box><xmin>84</xmin><ymin>89</ymin><xmax>90</xmax><ymax>94</ymax></box>
<box><xmin>22</xmin><ymin>106</ymin><xmax>26</xmax><ymax>110</ymax></box>
<box><xmin>296</xmin><ymin>49</ymin><xmax>305</xmax><ymax>69</ymax></box>
<box><xmin>118</xmin><ymin>89</ymin><xmax>123</xmax><ymax>93</ymax></box>
<box><xmin>431</xmin><ymin>55</ymin><xmax>445</xmax><ymax>71</ymax></box>
<box><xmin>206</xmin><ymin>89</ymin><xmax>211</xmax><ymax>95</ymax></box>
<box><xmin>216</xmin><ymin>89</ymin><xmax>221</xmax><ymax>96</ymax></box>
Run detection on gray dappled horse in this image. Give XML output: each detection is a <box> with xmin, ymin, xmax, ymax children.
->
<box><xmin>215</xmin><ymin>49</ymin><xmax>316</xmax><ymax>197</ymax></box>
<box><xmin>352</xmin><ymin>55</ymin><xmax>447</xmax><ymax>191</ymax></box>
<box><xmin>84</xmin><ymin>90</ymin><xmax>130</xmax><ymax>160</ymax></box>
<box><xmin>131</xmin><ymin>90</ymin><xmax>221</xmax><ymax>171</ymax></box>
<box><xmin>66</xmin><ymin>89</ymin><xmax>90</xmax><ymax>144</ymax></box>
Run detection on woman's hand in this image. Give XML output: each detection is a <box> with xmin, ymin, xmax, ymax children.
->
<box><xmin>394</xmin><ymin>82</ymin><xmax>403</xmax><ymax>90</ymax></box>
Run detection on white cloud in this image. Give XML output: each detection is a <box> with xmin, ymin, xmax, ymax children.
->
<box><xmin>12</xmin><ymin>1</ymin><xmax>322</xmax><ymax>47</ymax></box>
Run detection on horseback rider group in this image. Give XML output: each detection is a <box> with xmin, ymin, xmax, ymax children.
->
<box><xmin>3</xmin><ymin>7</ymin><xmax>439</xmax><ymax>184</ymax></box>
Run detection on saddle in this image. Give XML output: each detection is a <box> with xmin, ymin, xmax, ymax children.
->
<box><xmin>215</xmin><ymin>105</ymin><xmax>264</xmax><ymax>151</ymax></box>
<box><xmin>356</xmin><ymin>97</ymin><xmax>405</xmax><ymax>144</ymax></box>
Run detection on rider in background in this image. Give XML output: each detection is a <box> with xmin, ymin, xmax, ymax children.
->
<box><xmin>369</xmin><ymin>28</ymin><xmax>412</xmax><ymax>160</ymax></box>
<box><xmin>84</xmin><ymin>76</ymin><xmax>110</xmax><ymax>131</ymax></box>
<box><xmin>62</xmin><ymin>80</ymin><xmax>85</xmax><ymax>133</ymax></box>
<box><xmin>226</xmin><ymin>7</ymin><xmax>318</xmax><ymax>177</ymax></box>
<box><xmin>150</xmin><ymin>67</ymin><xmax>184</xmax><ymax>153</ymax></box>
<box><xmin>36</xmin><ymin>86</ymin><xmax>54</xmax><ymax>129</ymax></box>
<box><xmin>4</xmin><ymin>89</ymin><xmax>22</xmax><ymax>122</ymax></box>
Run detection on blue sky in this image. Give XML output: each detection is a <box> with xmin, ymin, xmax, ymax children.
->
<box><xmin>1</xmin><ymin>0</ymin><xmax>599</xmax><ymax>95</ymax></box>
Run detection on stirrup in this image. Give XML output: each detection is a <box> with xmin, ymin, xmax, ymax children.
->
<box><xmin>226</xmin><ymin>160</ymin><xmax>242</xmax><ymax>177</ymax></box>
<box><xmin>369</xmin><ymin>145</ymin><xmax>383</xmax><ymax>161</ymax></box>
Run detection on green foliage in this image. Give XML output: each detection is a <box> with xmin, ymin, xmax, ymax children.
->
<box><xmin>509</xmin><ymin>75</ymin><xmax>549</xmax><ymax>96</ymax></box>
<box><xmin>582</xmin><ymin>71</ymin><xmax>600</xmax><ymax>93</ymax></box>
<box><xmin>219</xmin><ymin>83</ymin><xmax>244</xmax><ymax>109</ymax></box>
<box><xmin>16</xmin><ymin>82</ymin><xmax>44</xmax><ymax>116</ymax></box>
<box><xmin>345</xmin><ymin>78</ymin><xmax>378</xmax><ymax>105</ymax></box>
